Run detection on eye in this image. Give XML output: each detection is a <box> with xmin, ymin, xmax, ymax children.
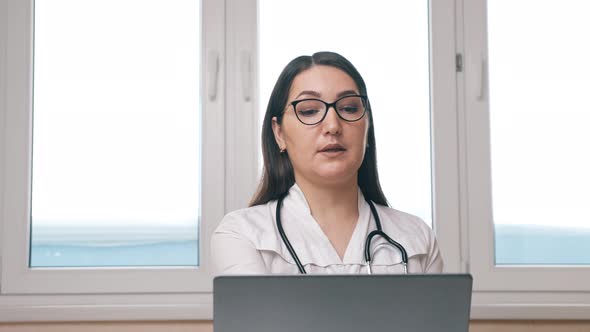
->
<box><xmin>336</xmin><ymin>96</ymin><xmax>364</xmax><ymax>115</ymax></box>
<box><xmin>295</xmin><ymin>100</ymin><xmax>324</xmax><ymax>117</ymax></box>
<box><xmin>298</xmin><ymin>108</ymin><xmax>321</xmax><ymax>117</ymax></box>
<box><xmin>338</xmin><ymin>105</ymin><xmax>360</xmax><ymax>114</ymax></box>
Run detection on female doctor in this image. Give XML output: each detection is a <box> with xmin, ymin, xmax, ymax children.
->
<box><xmin>211</xmin><ymin>51</ymin><xmax>443</xmax><ymax>275</ymax></box>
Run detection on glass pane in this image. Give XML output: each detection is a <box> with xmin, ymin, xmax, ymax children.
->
<box><xmin>258</xmin><ymin>0</ymin><xmax>432</xmax><ymax>226</ymax></box>
<box><xmin>489</xmin><ymin>1</ymin><xmax>590</xmax><ymax>265</ymax></box>
<box><xmin>31</xmin><ymin>0</ymin><xmax>201</xmax><ymax>267</ymax></box>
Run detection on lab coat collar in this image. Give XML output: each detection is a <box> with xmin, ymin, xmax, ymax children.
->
<box><xmin>277</xmin><ymin>183</ymin><xmax>371</xmax><ymax>266</ymax></box>
<box><xmin>258</xmin><ymin>184</ymin><xmax>428</xmax><ymax>268</ymax></box>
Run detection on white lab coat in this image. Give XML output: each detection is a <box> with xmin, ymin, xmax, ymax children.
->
<box><xmin>211</xmin><ymin>184</ymin><xmax>443</xmax><ymax>275</ymax></box>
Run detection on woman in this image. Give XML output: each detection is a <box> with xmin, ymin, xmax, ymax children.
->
<box><xmin>211</xmin><ymin>51</ymin><xmax>443</xmax><ymax>274</ymax></box>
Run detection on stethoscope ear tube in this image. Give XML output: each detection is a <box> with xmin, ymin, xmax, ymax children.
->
<box><xmin>364</xmin><ymin>230</ymin><xmax>409</xmax><ymax>265</ymax></box>
<box><xmin>276</xmin><ymin>195</ymin><xmax>307</xmax><ymax>274</ymax></box>
<box><xmin>364</xmin><ymin>200</ymin><xmax>409</xmax><ymax>274</ymax></box>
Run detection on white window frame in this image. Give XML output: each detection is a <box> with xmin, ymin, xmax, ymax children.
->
<box><xmin>3</xmin><ymin>0</ymin><xmax>589</xmax><ymax>323</ymax></box>
<box><xmin>0</xmin><ymin>0</ymin><xmax>256</xmax><ymax>321</ymax></box>
<box><xmin>460</xmin><ymin>0</ymin><xmax>590</xmax><ymax>319</ymax></box>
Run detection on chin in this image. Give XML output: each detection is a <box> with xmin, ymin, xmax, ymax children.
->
<box><xmin>315</xmin><ymin>168</ymin><xmax>357</xmax><ymax>184</ymax></box>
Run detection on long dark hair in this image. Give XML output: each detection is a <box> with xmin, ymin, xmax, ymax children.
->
<box><xmin>249</xmin><ymin>51</ymin><xmax>389</xmax><ymax>207</ymax></box>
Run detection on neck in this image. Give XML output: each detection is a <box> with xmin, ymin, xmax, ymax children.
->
<box><xmin>295</xmin><ymin>177</ymin><xmax>359</xmax><ymax>227</ymax></box>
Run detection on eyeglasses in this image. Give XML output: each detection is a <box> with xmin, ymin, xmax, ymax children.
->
<box><xmin>287</xmin><ymin>94</ymin><xmax>369</xmax><ymax>125</ymax></box>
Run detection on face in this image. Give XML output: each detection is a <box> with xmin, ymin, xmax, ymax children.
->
<box><xmin>272</xmin><ymin>65</ymin><xmax>370</xmax><ymax>186</ymax></box>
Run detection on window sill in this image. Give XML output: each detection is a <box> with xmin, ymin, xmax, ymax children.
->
<box><xmin>0</xmin><ymin>293</ymin><xmax>213</xmax><ymax>322</ymax></box>
<box><xmin>471</xmin><ymin>291</ymin><xmax>590</xmax><ymax>319</ymax></box>
<box><xmin>2</xmin><ymin>291</ymin><xmax>590</xmax><ymax>322</ymax></box>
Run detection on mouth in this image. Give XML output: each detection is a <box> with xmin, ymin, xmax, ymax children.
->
<box><xmin>318</xmin><ymin>144</ymin><xmax>347</xmax><ymax>153</ymax></box>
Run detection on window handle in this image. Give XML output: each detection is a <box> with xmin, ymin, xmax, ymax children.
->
<box><xmin>472</xmin><ymin>53</ymin><xmax>487</xmax><ymax>101</ymax></box>
<box><xmin>207</xmin><ymin>50</ymin><xmax>220</xmax><ymax>101</ymax></box>
<box><xmin>477</xmin><ymin>55</ymin><xmax>487</xmax><ymax>101</ymax></box>
<box><xmin>241</xmin><ymin>51</ymin><xmax>252</xmax><ymax>102</ymax></box>
<box><xmin>469</xmin><ymin>53</ymin><xmax>487</xmax><ymax>102</ymax></box>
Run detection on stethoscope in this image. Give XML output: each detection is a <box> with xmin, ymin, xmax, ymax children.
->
<box><xmin>276</xmin><ymin>194</ymin><xmax>409</xmax><ymax>274</ymax></box>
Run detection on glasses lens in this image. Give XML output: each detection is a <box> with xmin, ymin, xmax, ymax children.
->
<box><xmin>335</xmin><ymin>96</ymin><xmax>366</xmax><ymax>121</ymax></box>
<box><xmin>294</xmin><ymin>99</ymin><xmax>326</xmax><ymax>124</ymax></box>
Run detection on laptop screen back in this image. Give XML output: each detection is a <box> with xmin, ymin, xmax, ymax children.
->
<box><xmin>214</xmin><ymin>274</ymin><xmax>472</xmax><ymax>332</ymax></box>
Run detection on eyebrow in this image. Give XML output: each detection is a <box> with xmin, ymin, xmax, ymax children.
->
<box><xmin>336</xmin><ymin>90</ymin><xmax>360</xmax><ymax>98</ymax></box>
<box><xmin>294</xmin><ymin>89</ymin><xmax>360</xmax><ymax>100</ymax></box>
<box><xmin>294</xmin><ymin>90</ymin><xmax>321</xmax><ymax>99</ymax></box>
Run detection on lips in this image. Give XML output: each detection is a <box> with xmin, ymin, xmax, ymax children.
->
<box><xmin>319</xmin><ymin>144</ymin><xmax>346</xmax><ymax>153</ymax></box>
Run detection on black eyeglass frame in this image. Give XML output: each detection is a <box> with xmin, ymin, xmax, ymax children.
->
<box><xmin>286</xmin><ymin>94</ymin><xmax>369</xmax><ymax>126</ymax></box>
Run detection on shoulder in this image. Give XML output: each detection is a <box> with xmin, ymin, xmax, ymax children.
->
<box><xmin>211</xmin><ymin>203</ymin><xmax>278</xmax><ymax>275</ymax></box>
<box><xmin>372</xmin><ymin>204</ymin><xmax>435</xmax><ymax>253</ymax></box>
<box><xmin>214</xmin><ymin>201</ymin><xmax>277</xmax><ymax>236</ymax></box>
<box><xmin>211</xmin><ymin>199</ymin><xmax>293</xmax><ymax>266</ymax></box>
<box><xmin>370</xmin><ymin>203</ymin><xmax>443</xmax><ymax>272</ymax></box>
<box><xmin>374</xmin><ymin>205</ymin><xmax>431</xmax><ymax>233</ymax></box>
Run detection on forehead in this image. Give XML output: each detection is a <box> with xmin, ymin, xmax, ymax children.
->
<box><xmin>289</xmin><ymin>65</ymin><xmax>359</xmax><ymax>99</ymax></box>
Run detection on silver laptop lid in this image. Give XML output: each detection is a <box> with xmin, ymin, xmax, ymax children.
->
<box><xmin>214</xmin><ymin>274</ymin><xmax>472</xmax><ymax>332</ymax></box>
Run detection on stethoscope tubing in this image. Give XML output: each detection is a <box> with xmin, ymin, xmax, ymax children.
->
<box><xmin>276</xmin><ymin>194</ymin><xmax>409</xmax><ymax>274</ymax></box>
<box><xmin>276</xmin><ymin>194</ymin><xmax>308</xmax><ymax>274</ymax></box>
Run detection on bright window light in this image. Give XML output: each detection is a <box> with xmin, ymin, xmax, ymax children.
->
<box><xmin>31</xmin><ymin>0</ymin><xmax>201</xmax><ymax>267</ymax></box>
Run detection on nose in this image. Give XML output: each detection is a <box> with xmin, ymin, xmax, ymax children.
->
<box><xmin>322</xmin><ymin>105</ymin><xmax>342</xmax><ymax>135</ymax></box>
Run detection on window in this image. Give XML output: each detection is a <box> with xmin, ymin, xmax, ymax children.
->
<box><xmin>2</xmin><ymin>0</ymin><xmax>590</xmax><ymax>322</ymax></box>
<box><xmin>31</xmin><ymin>0</ymin><xmax>201</xmax><ymax>268</ymax></box>
<box><xmin>487</xmin><ymin>0</ymin><xmax>590</xmax><ymax>266</ymax></box>
<box><xmin>462</xmin><ymin>0</ymin><xmax>590</xmax><ymax>317</ymax></box>
<box><xmin>1</xmin><ymin>0</ymin><xmax>225</xmax><ymax>319</ymax></box>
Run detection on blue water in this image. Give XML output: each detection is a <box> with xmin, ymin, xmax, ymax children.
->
<box><xmin>30</xmin><ymin>241</ymin><xmax>199</xmax><ymax>267</ymax></box>
<box><xmin>29</xmin><ymin>224</ymin><xmax>590</xmax><ymax>267</ymax></box>
<box><xmin>495</xmin><ymin>224</ymin><xmax>590</xmax><ymax>265</ymax></box>
<box><xmin>30</xmin><ymin>224</ymin><xmax>199</xmax><ymax>267</ymax></box>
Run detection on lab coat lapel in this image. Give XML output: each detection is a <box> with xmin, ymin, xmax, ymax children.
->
<box><xmin>341</xmin><ymin>189</ymin><xmax>371</xmax><ymax>265</ymax></box>
<box><xmin>281</xmin><ymin>184</ymin><xmax>341</xmax><ymax>266</ymax></box>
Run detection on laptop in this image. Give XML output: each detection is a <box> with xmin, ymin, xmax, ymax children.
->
<box><xmin>214</xmin><ymin>274</ymin><xmax>472</xmax><ymax>332</ymax></box>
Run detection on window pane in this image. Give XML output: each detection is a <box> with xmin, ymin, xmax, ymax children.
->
<box><xmin>258</xmin><ymin>0</ymin><xmax>432</xmax><ymax>226</ymax></box>
<box><xmin>31</xmin><ymin>0</ymin><xmax>201</xmax><ymax>267</ymax></box>
<box><xmin>489</xmin><ymin>0</ymin><xmax>590</xmax><ymax>265</ymax></box>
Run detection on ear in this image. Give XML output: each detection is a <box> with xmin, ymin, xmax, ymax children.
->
<box><xmin>272</xmin><ymin>116</ymin><xmax>286</xmax><ymax>151</ymax></box>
